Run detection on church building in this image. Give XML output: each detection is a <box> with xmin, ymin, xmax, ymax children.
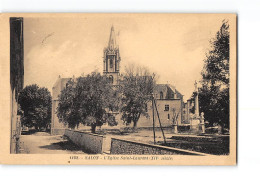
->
<box><xmin>51</xmin><ymin>26</ymin><xmax>187</xmax><ymax>135</ymax></box>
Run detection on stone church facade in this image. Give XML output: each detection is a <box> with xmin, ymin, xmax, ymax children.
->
<box><xmin>51</xmin><ymin>26</ymin><xmax>188</xmax><ymax>135</ymax></box>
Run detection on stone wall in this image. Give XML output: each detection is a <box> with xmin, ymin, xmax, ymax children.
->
<box><xmin>110</xmin><ymin>138</ymin><xmax>205</xmax><ymax>155</ymax></box>
<box><xmin>167</xmin><ymin>135</ymin><xmax>229</xmax><ymax>155</ymax></box>
<box><xmin>64</xmin><ymin>129</ymin><xmax>105</xmax><ymax>154</ymax></box>
<box><xmin>171</xmin><ymin>135</ymin><xmax>230</xmax><ymax>143</ymax></box>
<box><xmin>51</xmin><ymin>128</ymin><xmax>66</xmax><ymax>135</ymax></box>
<box><xmin>10</xmin><ymin>17</ymin><xmax>24</xmax><ymax>154</ymax></box>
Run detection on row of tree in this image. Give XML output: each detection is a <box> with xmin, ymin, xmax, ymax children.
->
<box><xmin>17</xmin><ymin>66</ymin><xmax>155</xmax><ymax>133</ymax></box>
<box><xmin>57</xmin><ymin>66</ymin><xmax>155</xmax><ymax>133</ymax></box>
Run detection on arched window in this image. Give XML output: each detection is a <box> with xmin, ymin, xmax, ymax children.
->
<box><xmin>160</xmin><ymin>91</ymin><xmax>163</xmax><ymax>99</ymax></box>
<box><xmin>110</xmin><ymin>58</ymin><xmax>113</xmax><ymax>68</ymax></box>
<box><xmin>109</xmin><ymin>75</ymin><xmax>113</xmax><ymax>84</ymax></box>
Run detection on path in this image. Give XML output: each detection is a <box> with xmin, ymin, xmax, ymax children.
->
<box><xmin>19</xmin><ymin>132</ymin><xmax>86</xmax><ymax>154</ymax></box>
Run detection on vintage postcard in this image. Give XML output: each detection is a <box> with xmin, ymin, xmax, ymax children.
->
<box><xmin>0</xmin><ymin>13</ymin><xmax>237</xmax><ymax>165</ymax></box>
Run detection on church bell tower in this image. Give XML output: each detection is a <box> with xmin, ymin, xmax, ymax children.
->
<box><xmin>103</xmin><ymin>26</ymin><xmax>121</xmax><ymax>85</ymax></box>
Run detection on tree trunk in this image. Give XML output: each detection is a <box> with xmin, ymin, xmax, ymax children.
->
<box><xmin>91</xmin><ymin>123</ymin><xmax>96</xmax><ymax>133</ymax></box>
<box><xmin>133</xmin><ymin>121</ymin><xmax>137</xmax><ymax>130</ymax></box>
<box><xmin>132</xmin><ymin>114</ymin><xmax>140</xmax><ymax>131</ymax></box>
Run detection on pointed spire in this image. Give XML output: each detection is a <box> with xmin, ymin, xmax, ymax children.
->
<box><xmin>108</xmin><ymin>25</ymin><xmax>117</xmax><ymax>50</ymax></box>
<box><xmin>194</xmin><ymin>80</ymin><xmax>198</xmax><ymax>92</ymax></box>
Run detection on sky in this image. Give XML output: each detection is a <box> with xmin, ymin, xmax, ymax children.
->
<box><xmin>24</xmin><ymin>14</ymin><xmax>231</xmax><ymax>101</ymax></box>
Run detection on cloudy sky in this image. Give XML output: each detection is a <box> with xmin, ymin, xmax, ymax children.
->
<box><xmin>24</xmin><ymin>14</ymin><xmax>231</xmax><ymax>101</ymax></box>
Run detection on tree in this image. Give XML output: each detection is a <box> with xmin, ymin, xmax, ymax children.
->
<box><xmin>199</xmin><ymin>20</ymin><xmax>230</xmax><ymax>131</ymax></box>
<box><xmin>119</xmin><ymin>64</ymin><xmax>156</xmax><ymax>129</ymax></box>
<box><xmin>56</xmin><ymin>79</ymin><xmax>79</xmax><ymax>129</ymax></box>
<box><xmin>172</xmin><ymin>108</ymin><xmax>180</xmax><ymax>125</ymax></box>
<box><xmin>57</xmin><ymin>72</ymin><xmax>119</xmax><ymax>133</ymax></box>
<box><xmin>18</xmin><ymin>84</ymin><xmax>52</xmax><ymax>131</ymax></box>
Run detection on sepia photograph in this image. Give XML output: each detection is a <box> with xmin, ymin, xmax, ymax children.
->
<box><xmin>1</xmin><ymin>13</ymin><xmax>237</xmax><ymax>165</ymax></box>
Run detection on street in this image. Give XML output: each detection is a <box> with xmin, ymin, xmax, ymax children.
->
<box><xmin>19</xmin><ymin>132</ymin><xmax>86</xmax><ymax>154</ymax></box>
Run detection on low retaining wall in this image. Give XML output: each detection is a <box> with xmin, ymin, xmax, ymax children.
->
<box><xmin>168</xmin><ymin>135</ymin><xmax>229</xmax><ymax>155</ymax></box>
<box><xmin>170</xmin><ymin>135</ymin><xmax>230</xmax><ymax>143</ymax></box>
<box><xmin>110</xmin><ymin>138</ymin><xmax>206</xmax><ymax>155</ymax></box>
<box><xmin>64</xmin><ymin>129</ymin><xmax>105</xmax><ymax>154</ymax></box>
<box><xmin>51</xmin><ymin>128</ymin><xmax>66</xmax><ymax>135</ymax></box>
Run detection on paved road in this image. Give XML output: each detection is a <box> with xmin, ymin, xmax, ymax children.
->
<box><xmin>19</xmin><ymin>132</ymin><xmax>86</xmax><ymax>154</ymax></box>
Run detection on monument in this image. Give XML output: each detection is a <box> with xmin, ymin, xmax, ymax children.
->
<box><xmin>190</xmin><ymin>81</ymin><xmax>201</xmax><ymax>133</ymax></box>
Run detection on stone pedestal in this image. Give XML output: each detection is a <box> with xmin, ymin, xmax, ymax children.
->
<box><xmin>173</xmin><ymin>124</ymin><xmax>178</xmax><ymax>134</ymax></box>
<box><xmin>190</xmin><ymin>118</ymin><xmax>200</xmax><ymax>133</ymax></box>
<box><xmin>199</xmin><ymin>112</ymin><xmax>205</xmax><ymax>134</ymax></box>
<box><xmin>200</xmin><ymin>123</ymin><xmax>205</xmax><ymax>134</ymax></box>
